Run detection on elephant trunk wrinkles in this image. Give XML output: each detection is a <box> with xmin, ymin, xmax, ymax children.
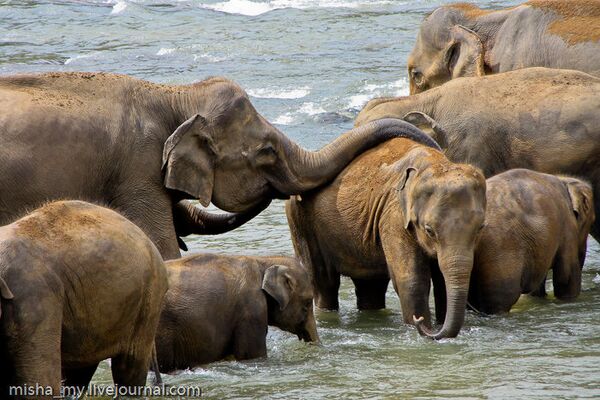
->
<box><xmin>414</xmin><ymin>252</ymin><xmax>472</xmax><ymax>339</ymax></box>
<box><xmin>300</xmin><ymin>306</ymin><xmax>320</xmax><ymax>343</ymax></box>
<box><xmin>271</xmin><ymin>119</ymin><xmax>441</xmax><ymax>194</ymax></box>
<box><xmin>173</xmin><ymin>199</ymin><xmax>271</xmax><ymax>236</ymax></box>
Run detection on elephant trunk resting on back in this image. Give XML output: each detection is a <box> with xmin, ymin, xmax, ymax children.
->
<box><xmin>407</xmin><ymin>1</ymin><xmax>600</xmax><ymax>93</ymax></box>
<box><xmin>470</xmin><ymin>169</ymin><xmax>594</xmax><ymax>314</ymax></box>
<box><xmin>0</xmin><ymin>72</ymin><xmax>437</xmax><ymax>260</ymax></box>
<box><xmin>355</xmin><ymin>67</ymin><xmax>600</xmax><ymax>242</ymax></box>
<box><xmin>286</xmin><ymin>138</ymin><xmax>486</xmax><ymax>339</ymax></box>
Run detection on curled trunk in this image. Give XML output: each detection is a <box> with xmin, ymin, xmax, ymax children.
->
<box><xmin>173</xmin><ymin>198</ymin><xmax>271</xmax><ymax>236</ymax></box>
<box><xmin>268</xmin><ymin>118</ymin><xmax>440</xmax><ymax>195</ymax></box>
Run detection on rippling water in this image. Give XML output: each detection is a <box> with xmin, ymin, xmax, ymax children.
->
<box><xmin>2</xmin><ymin>0</ymin><xmax>599</xmax><ymax>398</ymax></box>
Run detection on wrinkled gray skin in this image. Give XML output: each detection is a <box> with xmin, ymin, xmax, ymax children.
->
<box><xmin>470</xmin><ymin>169</ymin><xmax>595</xmax><ymax>314</ymax></box>
<box><xmin>287</xmin><ymin>138</ymin><xmax>486</xmax><ymax>339</ymax></box>
<box><xmin>408</xmin><ymin>1</ymin><xmax>600</xmax><ymax>94</ymax></box>
<box><xmin>356</xmin><ymin>67</ymin><xmax>600</xmax><ymax>242</ymax></box>
<box><xmin>0</xmin><ymin>201</ymin><xmax>168</xmax><ymax>399</ymax></box>
<box><xmin>156</xmin><ymin>254</ymin><xmax>317</xmax><ymax>372</ymax></box>
<box><xmin>0</xmin><ymin>72</ymin><xmax>437</xmax><ymax>260</ymax></box>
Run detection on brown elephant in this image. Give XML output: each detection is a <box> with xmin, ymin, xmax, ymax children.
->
<box><xmin>155</xmin><ymin>254</ymin><xmax>317</xmax><ymax>372</ymax></box>
<box><xmin>469</xmin><ymin>169</ymin><xmax>594</xmax><ymax>314</ymax></box>
<box><xmin>408</xmin><ymin>1</ymin><xmax>600</xmax><ymax>94</ymax></box>
<box><xmin>0</xmin><ymin>72</ymin><xmax>438</xmax><ymax>260</ymax></box>
<box><xmin>286</xmin><ymin>138</ymin><xmax>486</xmax><ymax>339</ymax></box>
<box><xmin>0</xmin><ymin>201</ymin><xmax>168</xmax><ymax>399</ymax></box>
<box><xmin>355</xmin><ymin>67</ymin><xmax>600</xmax><ymax>241</ymax></box>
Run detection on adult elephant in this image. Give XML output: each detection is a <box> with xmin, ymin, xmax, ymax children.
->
<box><xmin>407</xmin><ymin>1</ymin><xmax>600</xmax><ymax>94</ymax></box>
<box><xmin>355</xmin><ymin>67</ymin><xmax>600</xmax><ymax>241</ymax></box>
<box><xmin>0</xmin><ymin>72</ymin><xmax>437</xmax><ymax>260</ymax></box>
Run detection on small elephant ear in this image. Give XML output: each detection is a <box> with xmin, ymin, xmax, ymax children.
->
<box><xmin>397</xmin><ymin>167</ymin><xmax>418</xmax><ymax>229</ymax></box>
<box><xmin>162</xmin><ymin>114</ymin><xmax>216</xmax><ymax>207</ymax></box>
<box><xmin>565</xmin><ymin>181</ymin><xmax>593</xmax><ymax>221</ymax></box>
<box><xmin>403</xmin><ymin>111</ymin><xmax>448</xmax><ymax>149</ymax></box>
<box><xmin>262</xmin><ymin>265</ymin><xmax>294</xmax><ymax>311</ymax></box>
<box><xmin>447</xmin><ymin>25</ymin><xmax>485</xmax><ymax>78</ymax></box>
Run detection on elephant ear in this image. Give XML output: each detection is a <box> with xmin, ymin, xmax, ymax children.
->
<box><xmin>397</xmin><ymin>167</ymin><xmax>418</xmax><ymax>229</ymax></box>
<box><xmin>162</xmin><ymin>114</ymin><xmax>216</xmax><ymax>207</ymax></box>
<box><xmin>564</xmin><ymin>181</ymin><xmax>593</xmax><ymax>221</ymax></box>
<box><xmin>403</xmin><ymin>111</ymin><xmax>448</xmax><ymax>149</ymax></box>
<box><xmin>446</xmin><ymin>25</ymin><xmax>485</xmax><ymax>78</ymax></box>
<box><xmin>0</xmin><ymin>277</ymin><xmax>14</xmax><ymax>319</ymax></box>
<box><xmin>262</xmin><ymin>265</ymin><xmax>295</xmax><ymax>311</ymax></box>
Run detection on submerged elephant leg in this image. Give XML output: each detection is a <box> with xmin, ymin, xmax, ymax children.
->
<box><xmin>314</xmin><ymin>272</ymin><xmax>341</xmax><ymax>311</ymax></box>
<box><xmin>110</xmin><ymin>353</ymin><xmax>151</xmax><ymax>389</ymax></box>
<box><xmin>529</xmin><ymin>276</ymin><xmax>547</xmax><ymax>298</ymax></box>
<box><xmin>552</xmin><ymin>245</ymin><xmax>582</xmax><ymax>300</ymax></box>
<box><xmin>62</xmin><ymin>364</ymin><xmax>98</xmax><ymax>395</ymax></box>
<box><xmin>352</xmin><ymin>277</ymin><xmax>389</xmax><ymax>310</ymax></box>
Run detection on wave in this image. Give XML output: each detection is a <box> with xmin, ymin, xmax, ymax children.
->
<box><xmin>273</xmin><ymin>101</ymin><xmax>326</xmax><ymax>125</ymax></box>
<box><xmin>155</xmin><ymin>46</ymin><xmax>226</xmax><ymax>62</ymax></box>
<box><xmin>199</xmin><ymin>0</ymin><xmax>396</xmax><ymax>17</ymax></box>
<box><xmin>347</xmin><ymin>78</ymin><xmax>409</xmax><ymax>110</ymax></box>
<box><xmin>247</xmin><ymin>86</ymin><xmax>310</xmax><ymax>99</ymax></box>
<box><xmin>110</xmin><ymin>1</ymin><xmax>128</xmax><ymax>14</ymax></box>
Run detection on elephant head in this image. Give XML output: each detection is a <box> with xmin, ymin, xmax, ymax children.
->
<box><xmin>262</xmin><ymin>264</ymin><xmax>319</xmax><ymax>343</ymax></box>
<box><xmin>398</xmin><ymin>161</ymin><xmax>486</xmax><ymax>339</ymax></box>
<box><xmin>560</xmin><ymin>176</ymin><xmax>595</xmax><ymax>265</ymax></box>
<box><xmin>0</xmin><ymin>277</ymin><xmax>13</xmax><ymax>319</ymax></box>
<box><xmin>407</xmin><ymin>6</ymin><xmax>485</xmax><ymax>94</ymax></box>
<box><xmin>163</xmin><ymin>79</ymin><xmax>440</xmax><ymax>215</ymax></box>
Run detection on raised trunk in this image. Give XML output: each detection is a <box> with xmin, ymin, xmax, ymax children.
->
<box><xmin>268</xmin><ymin>118</ymin><xmax>441</xmax><ymax>195</ymax></box>
<box><xmin>173</xmin><ymin>199</ymin><xmax>271</xmax><ymax>236</ymax></box>
<box><xmin>414</xmin><ymin>253</ymin><xmax>472</xmax><ymax>339</ymax></box>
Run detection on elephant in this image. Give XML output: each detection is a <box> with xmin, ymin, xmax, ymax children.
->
<box><xmin>355</xmin><ymin>67</ymin><xmax>600</xmax><ymax>242</ymax></box>
<box><xmin>0</xmin><ymin>200</ymin><xmax>168</xmax><ymax>399</ymax></box>
<box><xmin>155</xmin><ymin>254</ymin><xmax>318</xmax><ymax>372</ymax></box>
<box><xmin>469</xmin><ymin>169</ymin><xmax>594</xmax><ymax>314</ymax></box>
<box><xmin>286</xmin><ymin>137</ymin><xmax>486</xmax><ymax>339</ymax></box>
<box><xmin>407</xmin><ymin>1</ymin><xmax>600</xmax><ymax>94</ymax></box>
<box><xmin>0</xmin><ymin>72</ymin><xmax>439</xmax><ymax>260</ymax></box>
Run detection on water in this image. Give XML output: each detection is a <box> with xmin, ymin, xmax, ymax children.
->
<box><xmin>1</xmin><ymin>0</ymin><xmax>599</xmax><ymax>398</ymax></box>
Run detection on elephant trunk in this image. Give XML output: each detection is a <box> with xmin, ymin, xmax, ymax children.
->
<box><xmin>268</xmin><ymin>119</ymin><xmax>440</xmax><ymax>195</ymax></box>
<box><xmin>173</xmin><ymin>199</ymin><xmax>271</xmax><ymax>236</ymax></box>
<box><xmin>298</xmin><ymin>306</ymin><xmax>320</xmax><ymax>343</ymax></box>
<box><xmin>414</xmin><ymin>251</ymin><xmax>472</xmax><ymax>339</ymax></box>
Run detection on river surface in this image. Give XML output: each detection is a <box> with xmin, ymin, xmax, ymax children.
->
<box><xmin>1</xmin><ymin>0</ymin><xmax>599</xmax><ymax>398</ymax></box>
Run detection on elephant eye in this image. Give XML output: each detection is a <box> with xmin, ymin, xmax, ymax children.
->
<box><xmin>478</xmin><ymin>223</ymin><xmax>486</xmax><ymax>232</ymax></box>
<box><xmin>424</xmin><ymin>224</ymin><xmax>435</xmax><ymax>238</ymax></box>
<box><xmin>411</xmin><ymin>69</ymin><xmax>424</xmax><ymax>86</ymax></box>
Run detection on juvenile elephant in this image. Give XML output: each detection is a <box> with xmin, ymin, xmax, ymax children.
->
<box><xmin>286</xmin><ymin>138</ymin><xmax>486</xmax><ymax>339</ymax></box>
<box><xmin>408</xmin><ymin>1</ymin><xmax>600</xmax><ymax>93</ymax></box>
<box><xmin>469</xmin><ymin>169</ymin><xmax>594</xmax><ymax>314</ymax></box>
<box><xmin>0</xmin><ymin>201</ymin><xmax>168</xmax><ymax>398</ymax></box>
<box><xmin>355</xmin><ymin>67</ymin><xmax>600</xmax><ymax>241</ymax></box>
<box><xmin>0</xmin><ymin>72</ymin><xmax>437</xmax><ymax>260</ymax></box>
<box><xmin>155</xmin><ymin>254</ymin><xmax>317</xmax><ymax>372</ymax></box>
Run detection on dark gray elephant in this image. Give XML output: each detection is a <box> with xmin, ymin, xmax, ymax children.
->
<box><xmin>355</xmin><ymin>67</ymin><xmax>600</xmax><ymax>241</ymax></box>
<box><xmin>156</xmin><ymin>254</ymin><xmax>317</xmax><ymax>372</ymax></box>
<box><xmin>408</xmin><ymin>1</ymin><xmax>600</xmax><ymax>94</ymax></box>
<box><xmin>0</xmin><ymin>72</ymin><xmax>437</xmax><ymax>260</ymax></box>
<box><xmin>0</xmin><ymin>201</ymin><xmax>168</xmax><ymax>399</ymax></box>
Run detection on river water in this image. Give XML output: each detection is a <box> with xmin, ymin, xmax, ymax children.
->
<box><xmin>1</xmin><ymin>0</ymin><xmax>599</xmax><ymax>398</ymax></box>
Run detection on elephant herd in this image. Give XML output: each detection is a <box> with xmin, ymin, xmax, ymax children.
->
<box><xmin>1</xmin><ymin>0</ymin><xmax>600</xmax><ymax>397</ymax></box>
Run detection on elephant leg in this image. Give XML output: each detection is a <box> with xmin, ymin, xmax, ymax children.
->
<box><xmin>352</xmin><ymin>277</ymin><xmax>389</xmax><ymax>310</ymax></box>
<box><xmin>529</xmin><ymin>276</ymin><xmax>547</xmax><ymax>298</ymax></box>
<box><xmin>552</xmin><ymin>244</ymin><xmax>582</xmax><ymax>300</ymax></box>
<box><xmin>233</xmin><ymin>318</ymin><xmax>268</xmax><ymax>361</ymax></box>
<box><xmin>314</xmin><ymin>272</ymin><xmax>340</xmax><ymax>311</ymax></box>
<box><xmin>430</xmin><ymin>261</ymin><xmax>447</xmax><ymax>325</ymax></box>
<box><xmin>110</xmin><ymin>353</ymin><xmax>151</xmax><ymax>389</ymax></box>
<box><xmin>591</xmin><ymin>182</ymin><xmax>600</xmax><ymax>244</ymax></box>
<box><xmin>62</xmin><ymin>364</ymin><xmax>98</xmax><ymax>396</ymax></box>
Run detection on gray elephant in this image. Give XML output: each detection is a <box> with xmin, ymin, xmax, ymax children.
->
<box><xmin>286</xmin><ymin>138</ymin><xmax>486</xmax><ymax>339</ymax></box>
<box><xmin>469</xmin><ymin>169</ymin><xmax>594</xmax><ymax>314</ymax></box>
<box><xmin>155</xmin><ymin>254</ymin><xmax>317</xmax><ymax>372</ymax></box>
<box><xmin>0</xmin><ymin>201</ymin><xmax>168</xmax><ymax>398</ymax></box>
<box><xmin>355</xmin><ymin>67</ymin><xmax>600</xmax><ymax>241</ymax></box>
<box><xmin>408</xmin><ymin>1</ymin><xmax>600</xmax><ymax>94</ymax></box>
<box><xmin>0</xmin><ymin>72</ymin><xmax>438</xmax><ymax>260</ymax></box>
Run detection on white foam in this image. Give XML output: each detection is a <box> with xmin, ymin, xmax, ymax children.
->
<box><xmin>247</xmin><ymin>87</ymin><xmax>310</xmax><ymax>99</ymax></box>
<box><xmin>347</xmin><ymin>78</ymin><xmax>409</xmax><ymax>110</ymax></box>
<box><xmin>111</xmin><ymin>1</ymin><xmax>127</xmax><ymax>14</ymax></box>
<box><xmin>156</xmin><ymin>47</ymin><xmax>176</xmax><ymax>56</ymax></box>
<box><xmin>299</xmin><ymin>102</ymin><xmax>326</xmax><ymax>115</ymax></box>
<box><xmin>200</xmin><ymin>0</ymin><xmax>395</xmax><ymax>16</ymax></box>
<box><xmin>273</xmin><ymin>113</ymin><xmax>296</xmax><ymax>125</ymax></box>
<box><xmin>593</xmin><ymin>273</ymin><xmax>600</xmax><ymax>284</ymax></box>
<box><xmin>193</xmin><ymin>53</ymin><xmax>227</xmax><ymax>63</ymax></box>
<box><xmin>64</xmin><ymin>52</ymin><xmax>101</xmax><ymax>65</ymax></box>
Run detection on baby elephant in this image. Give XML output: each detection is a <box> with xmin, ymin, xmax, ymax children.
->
<box><xmin>0</xmin><ymin>201</ymin><xmax>168</xmax><ymax>398</ymax></box>
<box><xmin>469</xmin><ymin>169</ymin><xmax>595</xmax><ymax>314</ymax></box>
<box><xmin>287</xmin><ymin>137</ymin><xmax>486</xmax><ymax>339</ymax></box>
<box><xmin>155</xmin><ymin>254</ymin><xmax>318</xmax><ymax>372</ymax></box>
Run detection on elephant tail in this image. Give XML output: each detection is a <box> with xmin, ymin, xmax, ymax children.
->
<box><xmin>150</xmin><ymin>342</ymin><xmax>163</xmax><ymax>386</ymax></box>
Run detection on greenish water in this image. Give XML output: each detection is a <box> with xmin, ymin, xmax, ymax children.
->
<box><xmin>1</xmin><ymin>0</ymin><xmax>599</xmax><ymax>398</ymax></box>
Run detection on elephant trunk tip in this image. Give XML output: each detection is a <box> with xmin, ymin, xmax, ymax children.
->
<box><xmin>413</xmin><ymin>315</ymin><xmax>442</xmax><ymax>340</ymax></box>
